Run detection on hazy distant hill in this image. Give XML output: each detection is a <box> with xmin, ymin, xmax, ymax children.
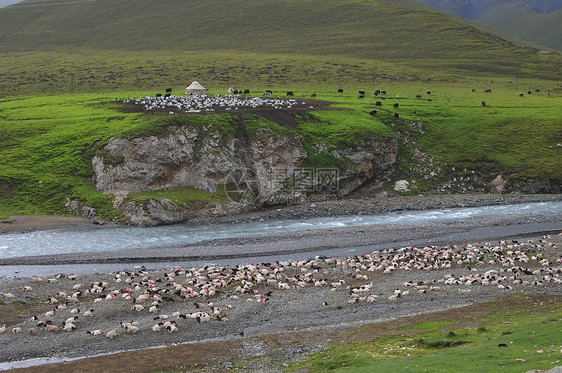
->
<box><xmin>0</xmin><ymin>0</ymin><xmax>21</xmax><ymax>7</ymax></box>
<box><xmin>417</xmin><ymin>0</ymin><xmax>562</xmax><ymax>50</ymax></box>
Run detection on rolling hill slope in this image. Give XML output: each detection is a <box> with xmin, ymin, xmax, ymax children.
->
<box><xmin>417</xmin><ymin>0</ymin><xmax>562</xmax><ymax>50</ymax></box>
<box><xmin>0</xmin><ymin>0</ymin><xmax>560</xmax><ymax>95</ymax></box>
<box><xmin>0</xmin><ymin>0</ymin><xmax>555</xmax><ymax>59</ymax></box>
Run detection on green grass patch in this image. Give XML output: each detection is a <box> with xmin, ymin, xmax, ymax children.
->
<box><xmin>404</xmin><ymin>320</ymin><xmax>460</xmax><ymax>333</ymax></box>
<box><xmin>290</xmin><ymin>300</ymin><xmax>562</xmax><ymax>372</ymax></box>
<box><xmin>1</xmin><ymin>79</ymin><xmax>560</xmax><ymax>218</ymax></box>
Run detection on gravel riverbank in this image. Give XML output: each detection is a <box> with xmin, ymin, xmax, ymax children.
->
<box><xmin>0</xmin><ymin>194</ymin><xmax>561</xmax><ymax>372</ymax></box>
<box><xmin>0</xmin><ymin>225</ymin><xmax>561</xmax><ymax>371</ymax></box>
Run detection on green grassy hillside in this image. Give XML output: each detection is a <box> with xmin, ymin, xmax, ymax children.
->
<box><xmin>1</xmin><ymin>80</ymin><xmax>561</xmax><ymax>219</ymax></box>
<box><xmin>417</xmin><ymin>0</ymin><xmax>562</xmax><ymax>51</ymax></box>
<box><xmin>0</xmin><ymin>0</ymin><xmax>560</xmax><ymax>97</ymax></box>
<box><xmin>479</xmin><ymin>7</ymin><xmax>562</xmax><ymax>51</ymax></box>
<box><xmin>0</xmin><ymin>0</ymin><xmax>518</xmax><ymax>57</ymax></box>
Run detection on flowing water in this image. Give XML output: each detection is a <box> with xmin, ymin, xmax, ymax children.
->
<box><xmin>1</xmin><ymin>201</ymin><xmax>561</xmax><ymax>259</ymax></box>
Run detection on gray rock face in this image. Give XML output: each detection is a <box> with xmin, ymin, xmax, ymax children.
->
<box><xmin>93</xmin><ymin>126</ymin><xmax>307</xmax><ymax>198</ymax></box>
<box><xmin>336</xmin><ymin>137</ymin><xmax>398</xmax><ymax>196</ymax></box>
<box><xmin>93</xmin><ymin>126</ymin><xmax>239</xmax><ymax>194</ymax></box>
<box><xmin>91</xmin><ymin>124</ymin><xmax>398</xmax><ymax>226</ymax></box>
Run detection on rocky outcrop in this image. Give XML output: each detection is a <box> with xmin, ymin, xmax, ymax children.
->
<box><xmin>335</xmin><ymin>137</ymin><xmax>398</xmax><ymax>196</ymax></box>
<box><xmin>93</xmin><ymin>126</ymin><xmax>307</xmax><ymax>199</ymax></box>
<box><xmin>91</xmin><ymin>123</ymin><xmax>399</xmax><ymax>226</ymax></box>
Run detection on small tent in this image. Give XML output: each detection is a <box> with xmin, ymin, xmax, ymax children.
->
<box><xmin>185</xmin><ymin>81</ymin><xmax>207</xmax><ymax>95</ymax></box>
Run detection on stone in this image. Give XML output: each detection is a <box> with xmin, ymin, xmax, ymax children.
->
<box><xmin>394</xmin><ymin>180</ymin><xmax>410</xmax><ymax>192</ymax></box>
<box><xmin>491</xmin><ymin>174</ymin><xmax>506</xmax><ymax>192</ymax></box>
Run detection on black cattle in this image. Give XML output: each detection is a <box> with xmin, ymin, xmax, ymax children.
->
<box><xmin>287</xmin><ymin>91</ymin><xmax>294</xmax><ymax>96</ymax></box>
<box><xmin>482</xmin><ymin>100</ymin><xmax>486</xmax><ymax>106</ymax></box>
<box><xmin>535</xmin><ymin>89</ymin><xmax>540</xmax><ymax>92</ymax></box>
<box><xmin>381</xmin><ymin>90</ymin><xmax>387</xmax><ymax>94</ymax></box>
<box><xmin>519</xmin><ymin>93</ymin><xmax>524</xmax><ymax>97</ymax></box>
<box><xmin>369</xmin><ymin>110</ymin><xmax>377</xmax><ymax>116</ymax></box>
<box><xmin>471</xmin><ymin>88</ymin><xmax>476</xmax><ymax>92</ymax></box>
<box><xmin>527</xmin><ymin>91</ymin><xmax>532</xmax><ymax>95</ymax></box>
<box><xmin>484</xmin><ymin>89</ymin><xmax>492</xmax><ymax>93</ymax></box>
<box><xmin>373</xmin><ymin>90</ymin><xmax>380</xmax><ymax>96</ymax></box>
<box><xmin>358</xmin><ymin>90</ymin><xmax>365</xmax><ymax>95</ymax></box>
<box><xmin>337</xmin><ymin>88</ymin><xmax>344</xmax><ymax>93</ymax></box>
<box><xmin>426</xmin><ymin>91</ymin><xmax>431</xmax><ymax>95</ymax></box>
<box><xmin>164</xmin><ymin>93</ymin><xmax>171</xmax><ymax>98</ymax></box>
<box><xmin>428</xmin><ymin>99</ymin><xmax>432</xmax><ymax>102</ymax></box>
<box><xmin>393</xmin><ymin>103</ymin><xmax>399</xmax><ymax>108</ymax></box>
<box><xmin>165</xmin><ymin>88</ymin><xmax>172</xmax><ymax>93</ymax></box>
<box><xmin>310</xmin><ymin>92</ymin><xmax>317</xmax><ymax>97</ymax></box>
<box><xmin>233</xmin><ymin>89</ymin><xmax>239</xmax><ymax>94</ymax></box>
<box><xmin>244</xmin><ymin>89</ymin><xmax>250</xmax><ymax>94</ymax></box>
<box><xmin>375</xmin><ymin>101</ymin><xmax>382</xmax><ymax>106</ymax></box>
<box><xmin>263</xmin><ymin>90</ymin><xmax>272</xmax><ymax>97</ymax></box>
<box><xmin>415</xmin><ymin>94</ymin><xmax>422</xmax><ymax>99</ymax></box>
<box><xmin>156</xmin><ymin>93</ymin><xmax>162</xmax><ymax>97</ymax></box>
<box><xmin>394</xmin><ymin>113</ymin><xmax>400</xmax><ymax>118</ymax></box>
<box><xmin>412</xmin><ymin>110</ymin><xmax>417</xmax><ymax>115</ymax></box>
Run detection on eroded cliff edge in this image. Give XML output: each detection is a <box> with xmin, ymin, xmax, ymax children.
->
<box><xmin>79</xmin><ymin>120</ymin><xmax>398</xmax><ymax>226</ymax></box>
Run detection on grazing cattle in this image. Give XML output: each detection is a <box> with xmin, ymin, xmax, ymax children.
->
<box><xmin>337</xmin><ymin>88</ymin><xmax>344</xmax><ymax>93</ymax></box>
<box><xmin>243</xmin><ymin>89</ymin><xmax>250</xmax><ymax>94</ymax></box>
<box><xmin>484</xmin><ymin>89</ymin><xmax>492</xmax><ymax>93</ymax></box>
<box><xmin>426</xmin><ymin>91</ymin><xmax>431</xmax><ymax>95</ymax></box>
<box><xmin>415</xmin><ymin>94</ymin><xmax>422</xmax><ymax>99</ymax></box>
<box><xmin>482</xmin><ymin>100</ymin><xmax>486</xmax><ymax>106</ymax></box>
<box><xmin>165</xmin><ymin>88</ymin><xmax>172</xmax><ymax>93</ymax></box>
<box><xmin>233</xmin><ymin>89</ymin><xmax>239</xmax><ymax>94</ymax></box>
<box><xmin>358</xmin><ymin>95</ymin><xmax>364</xmax><ymax>99</ymax></box>
<box><xmin>358</xmin><ymin>90</ymin><xmax>365</xmax><ymax>95</ymax></box>
<box><xmin>373</xmin><ymin>90</ymin><xmax>380</xmax><ymax>96</ymax></box>
<box><xmin>375</xmin><ymin>101</ymin><xmax>382</xmax><ymax>106</ymax></box>
<box><xmin>471</xmin><ymin>88</ymin><xmax>476</xmax><ymax>92</ymax></box>
<box><xmin>155</xmin><ymin>93</ymin><xmax>162</xmax><ymax>97</ymax></box>
<box><xmin>263</xmin><ymin>90</ymin><xmax>272</xmax><ymax>97</ymax></box>
<box><xmin>535</xmin><ymin>89</ymin><xmax>540</xmax><ymax>92</ymax></box>
<box><xmin>381</xmin><ymin>90</ymin><xmax>387</xmax><ymax>94</ymax></box>
<box><xmin>527</xmin><ymin>91</ymin><xmax>532</xmax><ymax>95</ymax></box>
<box><xmin>394</xmin><ymin>113</ymin><xmax>400</xmax><ymax>118</ymax></box>
<box><xmin>412</xmin><ymin>110</ymin><xmax>417</xmax><ymax>115</ymax></box>
<box><xmin>164</xmin><ymin>93</ymin><xmax>171</xmax><ymax>98</ymax></box>
<box><xmin>286</xmin><ymin>91</ymin><xmax>294</xmax><ymax>96</ymax></box>
<box><xmin>519</xmin><ymin>93</ymin><xmax>524</xmax><ymax>97</ymax></box>
<box><xmin>393</xmin><ymin>103</ymin><xmax>399</xmax><ymax>108</ymax></box>
<box><xmin>310</xmin><ymin>92</ymin><xmax>316</xmax><ymax>97</ymax></box>
<box><xmin>428</xmin><ymin>99</ymin><xmax>432</xmax><ymax>102</ymax></box>
<box><xmin>369</xmin><ymin>110</ymin><xmax>377</xmax><ymax>116</ymax></box>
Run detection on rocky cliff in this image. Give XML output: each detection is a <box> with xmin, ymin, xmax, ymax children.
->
<box><xmin>86</xmin><ymin>120</ymin><xmax>398</xmax><ymax>226</ymax></box>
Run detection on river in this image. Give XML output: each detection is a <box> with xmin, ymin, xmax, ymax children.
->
<box><xmin>1</xmin><ymin>201</ymin><xmax>561</xmax><ymax>259</ymax></box>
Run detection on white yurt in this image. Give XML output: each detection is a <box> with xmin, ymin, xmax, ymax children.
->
<box><xmin>185</xmin><ymin>81</ymin><xmax>207</xmax><ymax>95</ymax></box>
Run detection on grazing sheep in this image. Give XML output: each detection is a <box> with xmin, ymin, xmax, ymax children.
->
<box><xmin>106</xmin><ymin>329</ymin><xmax>118</xmax><ymax>339</ymax></box>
